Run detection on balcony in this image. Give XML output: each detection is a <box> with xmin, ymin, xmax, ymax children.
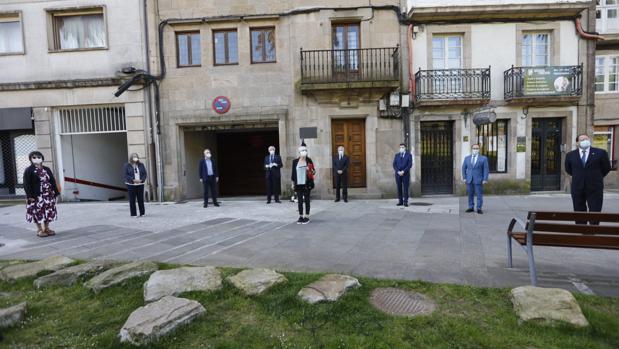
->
<box><xmin>300</xmin><ymin>47</ymin><xmax>400</xmax><ymax>99</ymax></box>
<box><xmin>504</xmin><ymin>65</ymin><xmax>583</xmax><ymax>105</ymax></box>
<box><xmin>414</xmin><ymin>68</ymin><xmax>491</xmax><ymax>107</ymax></box>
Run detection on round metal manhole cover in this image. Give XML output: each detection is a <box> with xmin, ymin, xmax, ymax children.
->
<box><xmin>410</xmin><ymin>202</ymin><xmax>433</xmax><ymax>206</ymax></box>
<box><xmin>370</xmin><ymin>288</ymin><xmax>436</xmax><ymax>317</ymax></box>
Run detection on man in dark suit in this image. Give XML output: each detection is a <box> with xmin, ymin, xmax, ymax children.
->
<box><xmin>393</xmin><ymin>143</ymin><xmax>413</xmax><ymax>207</ymax></box>
<box><xmin>461</xmin><ymin>144</ymin><xmax>490</xmax><ymax>214</ymax></box>
<box><xmin>565</xmin><ymin>134</ymin><xmax>611</xmax><ymax>223</ymax></box>
<box><xmin>264</xmin><ymin>145</ymin><xmax>283</xmax><ymax>204</ymax></box>
<box><xmin>333</xmin><ymin>145</ymin><xmax>349</xmax><ymax>202</ymax></box>
<box><xmin>199</xmin><ymin>148</ymin><xmax>220</xmax><ymax>208</ymax></box>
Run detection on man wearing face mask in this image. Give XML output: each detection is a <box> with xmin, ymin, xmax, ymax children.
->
<box><xmin>565</xmin><ymin>134</ymin><xmax>610</xmax><ymax>223</ymax></box>
<box><xmin>264</xmin><ymin>146</ymin><xmax>283</xmax><ymax>204</ymax></box>
<box><xmin>392</xmin><ymin>143</ymin><xmax>413</xmax><ymax>207</ymax></box>
<box><xmin>462</xmin><ymin>144</ymin><xmax>489</xmax><ymax>214</ymax></box>
<box><xmin>199</xmin><ymin>149</ymin><xmax>220</xmax><ymax>208</ymax></box>
<box><xmin>333</xmin><ymin>145</ymin><xmax>349</xmax><ymax>202</ymax></box>
<box><xmin>123</xmin><ymin>153</ymin><xmax>148</xmax><ymax>217</ymax></box>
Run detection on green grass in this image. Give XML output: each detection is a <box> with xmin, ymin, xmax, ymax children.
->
<box><xmin>1</xmin><ymin>264</ymin><xmax>618</xmax><ymax>349</ymax></box>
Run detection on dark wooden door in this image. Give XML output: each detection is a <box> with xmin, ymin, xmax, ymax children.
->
<box><xmin>421</xmin><ymin>121</ymin><xmax>454</xmax><ymax>194</ymax></box>
<box><xmin>531</xmin><ymin>118</ymin><xmax>562</xmax><ymax>191</ymax></box>
<box><xmin>331</xmin><ymin>119</ymin><xmax>366</xmax><ymax>187</ymax></box>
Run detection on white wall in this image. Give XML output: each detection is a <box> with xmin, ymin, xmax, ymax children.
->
<box><xmin>410</xmin><ymin>0</ymin><xmax>589</xmax><ymax>8</ymax></box>
<box><xmin>60</xmin><ymin>132</ymin><xmax>128</xmax><ymax>201</ymax></box>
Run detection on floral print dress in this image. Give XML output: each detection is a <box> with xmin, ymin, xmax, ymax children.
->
<box><xmin>26</xmin><ymin>167</ymin><xmax>57</xmax><ymax>224</ymax></box>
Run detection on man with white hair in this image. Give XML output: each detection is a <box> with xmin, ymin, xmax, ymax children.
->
<box><xmin>333</xmin><ymin>145</ymin><xmax>349</xmax><ymax>202</ymax></box>
<box><xmin>264</xmin><ymin>145</ymin><xmax>283</xmax><ymax>204</ymax></box>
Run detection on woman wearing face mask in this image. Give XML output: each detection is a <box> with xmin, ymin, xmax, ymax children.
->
<box><xmin>291</xmin><ymin>144</ymin><xmax>316</xmax><ymax>224</ymax></box>
<box><xmin>123</xmin><ymin>153</ymin><xmax>148</xmax><ymax>217</ymax></box>
<box><xmin>23</xmin><ymin>151</ymin><xmax>60</xmax><ymax>237</ymax></box>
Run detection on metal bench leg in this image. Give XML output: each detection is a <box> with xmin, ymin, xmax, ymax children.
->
<box><xmin>527</xmin><ymin>243</ymin><xmax>537</xmax><ymax>286</ymax></box>
<box><xmin>507</xmin><ymin>233</ymin><xmax>513</xmax><ymax>268</ymax></box>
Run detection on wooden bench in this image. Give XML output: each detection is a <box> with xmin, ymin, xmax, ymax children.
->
<box><xmin>507</xmin><ymin>211</ymin><xmax>619</xmax><ymax>286</ymax></box>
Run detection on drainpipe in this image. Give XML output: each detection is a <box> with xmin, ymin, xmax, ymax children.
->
<box><xmin>575</xmin><ymin>17</ymin><xmax>605</xmax><ymax>41</ymax></box>
<box><xmin>405</xmin><ymin>23</ymin><xmax>415</xmax><ymax>151</ymax></box>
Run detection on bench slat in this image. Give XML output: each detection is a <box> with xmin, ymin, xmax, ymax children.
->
<box><xmin>529</xmin><ymin>211</ymin><xmax>619</xmax><ymax>222</ymax></box>
<box><xmin>511</xmin><ymin>233</ymin><xmax>619</xmax><ymax>249</ymax></box>
<box><xmin>527</xmin><ymin>223</ymin><xmax>619</xmax><ymax>236</ymax></box>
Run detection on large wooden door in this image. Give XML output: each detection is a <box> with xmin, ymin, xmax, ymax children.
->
<box><xmin>331</xmin><ymin>119</ymin><xmax>366</xmax><ymax>187</ymax></box>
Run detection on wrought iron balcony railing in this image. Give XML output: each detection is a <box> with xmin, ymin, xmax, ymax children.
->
<box><xmin>414</xmin><ymin>68</ymin><xmax>491</xmax><ymax>103</ymax></box>
<box><xmin>300</xmin><ymin>47</ymin><xmax>399</xmax><ymax>84</ymax></box>
<box><xmin>504</xmin><ymin>64</ymin><xmax>583</xmax><ymax>100</ymax></box>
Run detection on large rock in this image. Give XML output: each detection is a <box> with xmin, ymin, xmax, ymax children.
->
<box><xmin>119</xmin><ymin>296</ymin><xmax>205</xmax><ymax>345</ymax></box>
<box><xmin>298</xmin><ymin>274</ymin><xmax>361</xmax><ymax>304</ymax></box>
<box><xmin>0</xmin><ymin>303</ymin><xmax>27</xmax><ymax>329</ymax></box>
<box><xmin>85</xmin><ymin>261</ymin><xmax>158</xmax><ymax>294</ymax></box>
<box><xmin>510</xmin><ymin>286</ymin><xmax>589</xmax><ymax>327</ymax></box>
<box><xmin>143</xmin><ymin>267</ymin><xmax>222</xmax><ymax>303</ymax></box>
<box><xmin>34</xmin><ymin>260</ymin><xmax>119</xmax><ymax>289</ymax></box>
<box><xmin>227</xmin><ymin>268</ymin><xmax>287</xmax><ymax>296</ymax></box>
<box><xmin>0</xmin><ymin>256</ymin><xmax>75</xmax><ymax>281</ymax></box>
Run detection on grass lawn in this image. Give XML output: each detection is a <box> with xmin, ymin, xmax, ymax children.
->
<box><xmin>1</xmin><ymin>263</ymin><xmax>618</xmax><ymax>349</ymax></box>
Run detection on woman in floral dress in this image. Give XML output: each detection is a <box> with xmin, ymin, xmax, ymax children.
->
<box><xmin>23</xmin><ymin>151</ymin><xmax>60</xmax><ymax>237</ymax></box>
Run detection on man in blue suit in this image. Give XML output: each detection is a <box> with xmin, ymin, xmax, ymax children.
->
<box><xmin>199</xmin><ymin>148</ymin><xmax>220</xmax><ymax>208</ymax></box>
<box><xmin>461</xmin><ymin>144</ymin><xmax>489</xmax><ymax>214</ymax></box>
<box><xmin>393</xmin><ymin>143</ymin><xmax>413</xmax><ymax>207</ymax></box>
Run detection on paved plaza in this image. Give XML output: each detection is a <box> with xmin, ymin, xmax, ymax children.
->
<box><xmin>1</xmin><ymin>194</ymin><xmax>618</xmax><ymax>296</ymax></box>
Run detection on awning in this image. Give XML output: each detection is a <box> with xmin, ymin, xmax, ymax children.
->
<box><xmin>0</xmin><ymin>107</ymin><xmax>33</xmax><ymax>130</ymax></box>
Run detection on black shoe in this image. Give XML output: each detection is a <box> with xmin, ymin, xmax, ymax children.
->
<box><xmin>465</xmin><ymin>208</ymin><xmax>474</xmax><ymax>213</ymax></box>
<box><xmin>275</xmin><ymin>199</ymin><xmax>281</xmax><ymax>203</ymax></box>
<box><xmin>344</xmin><ymin>199</ymin><xmax>348</xmax><ymax>203</ymax></box>
<box><xmin>214</xmin><ymin>202</ymin><xmax>220</xmax><ymax>207</ymax></box>
<box><xmin>203</xmin><ymin>203</ymin><xmax>208</xmax><ymax>208</ymax></box>
<box><xmin>267</xmin><ymin>201</ymin><xmax>271</xmax><ymax>204</ymax></box>
<box><xmin>397</xmin><ymin>202</ymin><xmax>403</xmax><ymax>206</ymax></box>
<box><xmin>404</xmin><ymin>203</ymin><xmax>409</xmax><ymax>207</ymax></box>
<box><xmin>297</xmin><ymin>216</ymin><xmax>304</xmax><ymax>224</ymax></box>
<box><xmin>335</xmin><ymin>199</ymin><xmax>340</xmax><ymax>202</ymax></box>
<box><xmin>477</xmin><ymin>209</ymin><xmax>483</xmax><ymax>214</ymax></box>
<box><xmin>302</xmin><ymin>217</ymin><xmax>310</xmax><ymax>224</ymax></box>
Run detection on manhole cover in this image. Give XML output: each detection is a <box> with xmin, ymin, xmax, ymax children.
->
<box><xmin>410</xmin><ymin>202</ymin><xmax>433</xmax><ymax>206</ymax></box>
<box><xmin>370</xmin><ymin>288</ymin><xmax>436</xmax><ymax>317</ymax></box>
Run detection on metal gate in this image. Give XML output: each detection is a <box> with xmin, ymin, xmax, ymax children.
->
<box><xmin>0</xmin><ymin>131</ymin><xmax>36</xmax><ymax>196</ymax></box>
<box><xmin>531</xmin><ymin>118</ymin><xmax>562</xmax><ymax>191</ymax></box>
<box><xmin>421</xmin><ymin>121</ymin><xmax>454</xmax><ymax>194</ymax></box>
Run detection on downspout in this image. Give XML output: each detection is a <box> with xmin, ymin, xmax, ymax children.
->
<box><xmin>142</xmin><ymin>0</ymin><xmax>158</xmax><ymax>202</ymax></box>
<box><xmin>575</xmin><ymin>17</ymin><xmax>605</xmax><ymax>41</ymax></box>
<box><xmin>406</xmin><ymin>22</ymin><xmax>415</xmax><ymax>152</ymax></box>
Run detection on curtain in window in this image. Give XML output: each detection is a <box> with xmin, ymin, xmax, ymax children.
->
<box><xmin>58</xmin><ymin>14</ymin><xmax>105</xmax><ymax>50</ymax></box>
<box><xmin>0</xmin><ymin>21</ymin><xmax>23</xmax><ymax>53</ymax></box>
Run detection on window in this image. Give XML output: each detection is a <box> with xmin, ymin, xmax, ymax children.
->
<box><xmin>0</xmin><ymin>12</ymin><xmax>24</xmax><ymax>54</ymax></box>
<box><xmin>250</xmin><ymin>27</ymin><xmax>275</xmax><ymax>63</ymax></box>
<box><xmin>477</xmin><ymin>120</ymin><xmax>508</xmax><ymax>173</ymax></box>
<box><xmin>50</xmin><ymin>8</ymin><xmax>106</xmax><ymax>51</ymax></box>
<box><xmin>332</xmin><ymin>23</ymin><xmax>360</xmax><ymax>71</ymax></box>
<box><xmin>432</xmin><ymin>35</ymin><xmax>462</xmax><ymax>69</ymax></box>
<box><xmin>213</xmin><ymin>30</ymin><xmax>238</xmax><ymax>65</ymax></box>
<box><xmin>522</xmin><ymin>32</ymin><xmax>550</xmax><ymax>66</ymax></box>
<box><xmin>597</xmin><ymin>0</ymin><xmax>619</xmax><ymax>33</ymax></box>
<box><xmin>593</xmin><ymin>126</ymin><xmax>615</xmax><ymax>166</ymax></box>
<box><xmin>176</xmin><ymin>31</ymin><xmax>201</xmax><ymax>67</ymax></box>
<box><xmin>595</xmin><ymin>55</ymin><xmax>619</xmax><ymax>93</ymax></box>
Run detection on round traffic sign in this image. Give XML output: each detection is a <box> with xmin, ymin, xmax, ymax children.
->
<box><xmin>212</xmin><ymin>96</ymin><xmax>231</xmax><ymax>114</ymax></box>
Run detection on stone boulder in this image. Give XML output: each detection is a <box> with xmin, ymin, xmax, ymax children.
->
<box><xmin>84</xmin><ymin>261</ymin><xmax>158</xmax><ymax>294</ymax></box>
<box><xmin>143</xmin><ymin>266</ymin><xmax>222</xmax><ymax>303</ymax></box>
<box><xmin>298</xmin><ymin>274</ymin><xmax>361</xmax><ymax>304</ymax></box>
<box><xmin>510</xmin><ymin>286</ymin><xmax>589</xmax><ymax>327</ymax></box>
<box><xmin>0</xmin><ymin>303</ymin><xmax>27</xmax><ymax>329</ymax></box>
<box><xmin>227</xmin><ymin>268</ymin><xmax>287</xmax><ymax>296</ymax></box>
<box><xmin>34</xmin><ymin>260</ymin><xmax>119</xmax><ymax>289</ymax></box>
<box><xmin>0</xmin><ymin>256</ymin><xmax>75</xmax><ymax>281</ymax></box>
<box><xmin>119</xmin><ymin>296</ymin><xmax>205</xmax><ymax>345</ymax></box>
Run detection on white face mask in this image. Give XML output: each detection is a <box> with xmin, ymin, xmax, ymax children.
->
<box><xmin>399</xmin><ymin>147</ymin><xmax>406</xmax><ymax>153</ymax></box>
<box><xmin>132</xmin><ymin>157</ymin><xmax>139</xmax><ymax>162</ymax></box>
<box><xmin>338</xmin><ymin>150</ymin><xmax>344</xmax><ymax>156</ymax></box>
<box><xmin>205</xmin><ymin>153</ymin><xmax>211</xmax><ymax>159</ymax></box>
<box><xmin>472</xmin><ymin>149</ymin><xmax>480</xmax><ymax>155</ymax></box>
<box><xmin>32</xmin><ymin>158</ymin><xmax>42</xmax><ymax>165</ymax></box>
<box><xmin>579</xmin><ymin>140</ymin><xmax>591</xmax><ymax>150</ymax></box>
<box><xmin>269</xmin><ymin>150</ymin><xmax>275</xmax><ymax>155</ymax></box>
<box><xmin>300</xmin><ymin>151</ymin><xmax>308</xmax><ymax>157</ymax></box>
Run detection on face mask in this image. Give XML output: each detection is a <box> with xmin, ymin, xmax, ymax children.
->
<box><xmin>472</xmin><ymin>149</ymin><xmax>479</xmax><ymax>155</ymax></box>
<box><xmin>132</xmin><ymin>157</ymin><xmax>139</xmax><ymax>162</ymax></box>
<box><xmin>205</xmin><ymin>153</ymin><xmax>211</xmax><ymax>159</ymax></box>
<box><xmin>269</xmin><ymin>150</ymin><xmax>275</xmax><ymax>155</ymax></box>
<box><xmin>579</xmin><ymin>140</ymin><xmax>591</xmax><ymax>149</ymax></box>
<box><xmin>32</xmin><ymin>158</ymin><xmax>42</xmax><ymax>165</ymax></box>
<box><xmin>338</xmin><ymin>150</ymin><xmax>344</xmax><ymax>156</ymax></box>
<box><xmin>300</xmin><ymin>151</ymin><xmax>307</xmax><ymax>157</ymax></box>
<box><xmin>399</xmin><ymin>148</ymin><xmax>405</xmax><ymax>153</ymax></box>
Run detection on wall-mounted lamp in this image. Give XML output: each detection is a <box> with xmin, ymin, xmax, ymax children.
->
<box><xmin>521</xmin><ymin>106</ymin><xmax>529</xmax><ymax>119</ymax></box>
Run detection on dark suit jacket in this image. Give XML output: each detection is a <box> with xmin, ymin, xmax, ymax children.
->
<box><xmin>333</xmin><ymin>154</ymin><xmax>349</xmax><ymax>175</ymax></box>
<box><xmin>264</xmin><ymin>154</ymin><xmax>283</xmax><ymax>179</ymax></box>
<box><xmin>199</xmin><ymin>158</ymin><xmax>218</xmax><ymax>181</ymax></box>
<box><xmin>123</xmin><ymin>162</ymin><xmax>148</xmax><ymax>184</ymax></box>
<box><xmin>291</xmin><ymin>157</ymin><xmax>315</xmax><ymax>189</ymax></box>
<box><xmin>565</xmin><ymin>147</ymin><xmax>610</xmax><ymax>193</ymax></box>
<box><xmin>23</xmin><ymin>165</ymin><xmax>60</xmax><ymax>199</ymax></box>
<box><xmin>392</xmin><ymin>152</ymin><xmax>413</xmax><ymax>175</ymax></box>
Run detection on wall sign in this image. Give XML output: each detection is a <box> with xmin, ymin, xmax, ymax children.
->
<box><xmin>212</xmin><ymin>96</ymin><xmax>231</xmax><ymax>114</ymax></box>
<box><xmin>523</xmin><ymin>66</ymin><xmax>575</xmax><ymax>96</ymax></box>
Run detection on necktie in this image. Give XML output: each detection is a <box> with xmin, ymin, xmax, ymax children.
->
<box><xmin>270</xmin><ymin>155</ymin><xmax>273</xmax><ymax>163</ymax></box>
<box><xmin>339</xmin><ymin>155</ymin><xmax>342</xmax><ymax>160</ymax></box>
<box><xmin>581</xmin><ymin>150</ymin><xmax>586</xmax><ymax>167</ymax></box>
<box><xmin>472</xmin><ymin>155</ymin><xmax>477</xmax><ymax>166</ymax></box>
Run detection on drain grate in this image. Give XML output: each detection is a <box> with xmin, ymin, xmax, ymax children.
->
<box><xmin>410</xmin><ymin>202</ymin><xmax>433</xmax><ymax>206</ymax></box>
<box><xmin>370</xmin><ymin>288</ymin><xmax>436</xmax><ymax>317</ymax></box>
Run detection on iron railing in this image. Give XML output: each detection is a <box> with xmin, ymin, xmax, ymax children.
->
<box><xmin>415</xmin><ymin>67</ymin><xmax>491</xmax><ymax>102</ymax></box>
<box><xmin>300</xmin><ymin>47</ymin><xmax>399</xmax><ymax>84</ymax></box>
<box><xmin>504</xmin><ymin>64</ymin><xmax>583</xmax><ymax>100</ymax></box>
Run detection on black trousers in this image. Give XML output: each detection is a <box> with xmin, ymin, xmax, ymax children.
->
<box><xmin>203</xmin><ymin>176</ymin><xmax>218</xmax><ymax>205</ymax></box>
<box><xmin>335</xmin><ymin>173</ymin><xmax>348</xmax><ymax>200</ymax></box>
<box><xmin>127</xmin><ymin>185</ymin><xmax>145</xmax><ymax>216</ymax></box>
<box><xmin>296</xmin><ymin>188</ymin><xmax>311</xmax><ymax>215</ymax></box>
<box><xmin>266</xmin><ymin>175</ymin><xmax>280</xmax><ymax>201</ymax></box>
<box><xmin>572</xmin><ymin>189</ymin><xmax>603</xmax><ymax>225</ymax></box>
